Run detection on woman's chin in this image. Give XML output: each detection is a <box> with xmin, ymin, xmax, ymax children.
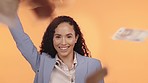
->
<box><xmin>58</xmin><ymin>52</ymin><xmax>69</xmax><ymax>57</ymax></box>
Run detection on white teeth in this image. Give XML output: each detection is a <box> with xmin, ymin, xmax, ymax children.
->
<box><xmin>60</xmin><ymin>47</ymin><xmax>68</xmax><ymax>50</ymax></box>
<box><xmin>60</xmin><ymin>48</ymin><xmax>67</xmax><ymax>50</ymax></box>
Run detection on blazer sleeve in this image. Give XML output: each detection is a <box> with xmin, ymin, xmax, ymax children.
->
<box><xmin>95</xmin><ymin>60</ymin><xmax>104</xmax><ymax>83</ymax></box>
<box><xmin>88</xmin><ymin>58</ymin><xmax>104</xmax><ymax>83</ymax></box>
<box><xmin>8</xmin><ymin>15</ymin><xmax>40</xmax><ymax>72</ymax></box>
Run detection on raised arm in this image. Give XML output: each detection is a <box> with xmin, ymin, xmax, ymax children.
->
<box><xmin>8</xmin><ymin>15</ymin><xmax>40</xmax><ymax>72</ymax></box>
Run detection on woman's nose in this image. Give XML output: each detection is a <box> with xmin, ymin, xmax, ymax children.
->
<box><xmin>61</xmin><ymin>37</ymin><xmax>66</xmax><ymax>44</ymax></box>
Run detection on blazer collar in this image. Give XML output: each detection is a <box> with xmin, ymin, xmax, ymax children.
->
<box><xmin>75</xmin><ymin>52</ymin><xmax>87</xmax><ymax>83</ymax></box>
<box><xmin>43</xmin><ymin>52</ymin><xmax>87</xmax><ymax>83</ymax></box>
<box><xmin>44</xmin><ymin>56</ymin><xmax>56</xmax><ymax>83</ymax></box>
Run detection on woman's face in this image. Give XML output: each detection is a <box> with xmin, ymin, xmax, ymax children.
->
<box><xmin>53</xmin><ymin>22</ymin><xmax>78</xmax><ymax>58</ymax></box>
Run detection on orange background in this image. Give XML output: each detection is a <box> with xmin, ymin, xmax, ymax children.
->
<box><xmin>0</xmin><ymin>0</ymin><xmax>148</xmax><ymax>83</ymax></box>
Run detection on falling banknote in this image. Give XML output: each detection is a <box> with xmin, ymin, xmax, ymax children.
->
<box><xmin>112</xmin><ymin>27</ymin><xmax>148</xmax><ymax>42</ymax></box>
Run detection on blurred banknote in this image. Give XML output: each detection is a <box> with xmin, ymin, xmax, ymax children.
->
<box><xmin>0</xmin><ymin>0</ymin><xmax>20</xmax><ymax>25</ymax></box>
<box><xmin>112</xmin><ymin>28</ymin><xmax>148</xmax><ymax>42</ymax></box>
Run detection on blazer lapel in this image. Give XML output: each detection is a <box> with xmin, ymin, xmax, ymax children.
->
<box><xmin>43</xmin><ymin>53</ymin><xmax>87</xmax><ymax>83</ymax></box>
<box><xmin>44</xmin><ymin>57</ymin><xmax>56</xmax><ymax>83</ymax></box>
<box><xmin>75</xmin><ymin>53</ymin><xmax>87</xmax><ymax>83</ymax></box>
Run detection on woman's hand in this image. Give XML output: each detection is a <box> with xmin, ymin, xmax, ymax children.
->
<box><xmin>0</xmin><ymin>0</ymin><xmax>20</xmax><ymax>26</ymax></box>
<box><xmin>86</xmin><ymin>67</ymin><xmax>108</xmax><ymax>83</ymax></box>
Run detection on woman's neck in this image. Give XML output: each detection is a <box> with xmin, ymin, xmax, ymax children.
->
<box><xmin>58</xmin><ymin>52</ymin><xmax>75</xmax><ymax>69</ymax></box>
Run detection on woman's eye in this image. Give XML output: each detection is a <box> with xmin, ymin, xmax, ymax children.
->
<box><xmin>67</xmin><ymin>36</ymin><xmax>72</xmax><ymax>38</ymax></box>
<box><xmin>55</xmin><ymin>36</ymin><xmax>61</xmax><ymax>38</ymax></box>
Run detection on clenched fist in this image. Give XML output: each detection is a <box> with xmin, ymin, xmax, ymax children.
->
<box><xmin>0</xmin><ymin>0</ymin><xmax>20</xmax><ymax>25</ymax></box>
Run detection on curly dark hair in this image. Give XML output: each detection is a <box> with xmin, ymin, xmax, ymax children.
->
<box><xmin>40</xmin><ymin>15</ymin><xmax>91</xmax><ymax>58</ymax></box>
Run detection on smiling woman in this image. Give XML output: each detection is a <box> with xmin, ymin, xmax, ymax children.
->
<box><xmin>4</xmin><ymin>14</ymin><xmax>105</xmax><ymax>83</ymax></box>
<box><xmin>0</xmin><ymin>0</ymin><xmax>105</xmax><ymax>82</ymax></box>
<box><xmin>53</xmin><ymin>22</ymin><xmax>78</xmax><ymax>63</ymax></box>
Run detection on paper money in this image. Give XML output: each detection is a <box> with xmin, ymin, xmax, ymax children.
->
<box><xmin>112</xmin><ymin>27</ymin><xmax>148</xmax><ymax>42</ymax></box>
<box><xmin>0</xmin><ymin>0</ymin><xmax>20</xmax><ymax>26</ymax></box>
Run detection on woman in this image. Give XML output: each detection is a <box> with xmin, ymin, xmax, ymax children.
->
<box><xmin>8</xmin><ymin>15</ymin><xmax>104</xmax><ymax>83</ymax></box>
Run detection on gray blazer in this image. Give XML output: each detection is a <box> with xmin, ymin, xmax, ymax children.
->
<box><xmin>8</xmin><ymin>16</ymin><xmax>104</xmax><ymax>83</ymax></box>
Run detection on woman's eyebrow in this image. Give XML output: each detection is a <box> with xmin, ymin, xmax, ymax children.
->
<box><xmin>54</xmin><ymin>34</ymin><xmax>61</xmax><ymax>36</ymax></box>
<box><xmin>66</xmin><ymin>33</ymin><xmax>73</xmax><ymax>35</ymax></box>
<box><xmin>54</xmin><ymin>33</ymin><xmax>73</xmax><ymax>36</ymax></box>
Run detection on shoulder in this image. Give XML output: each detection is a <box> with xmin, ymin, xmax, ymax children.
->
<box><xmin>40</xmin><ymin>53</ymin><xmax>52</xmax><ymax>59</ymax></box>
<box><xmin>77</xmin><ymin>54</ymin><xmax>103</xmax><ymax>76</ymax></box>
<box><xmin>76</xmin><ymin>52</ymin><xmax>102</xmax><ymax>68</ymax></box>
<box><xmin>85</xmin><ymin>57</ymin><xmax>102</xmax><ymax>68</ymax></box>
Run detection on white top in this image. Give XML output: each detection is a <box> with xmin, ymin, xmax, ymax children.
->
<box><xmin>49</xmin><ymin>54</ymin><xmax>77</xmax><ymax>83</ymax></box>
